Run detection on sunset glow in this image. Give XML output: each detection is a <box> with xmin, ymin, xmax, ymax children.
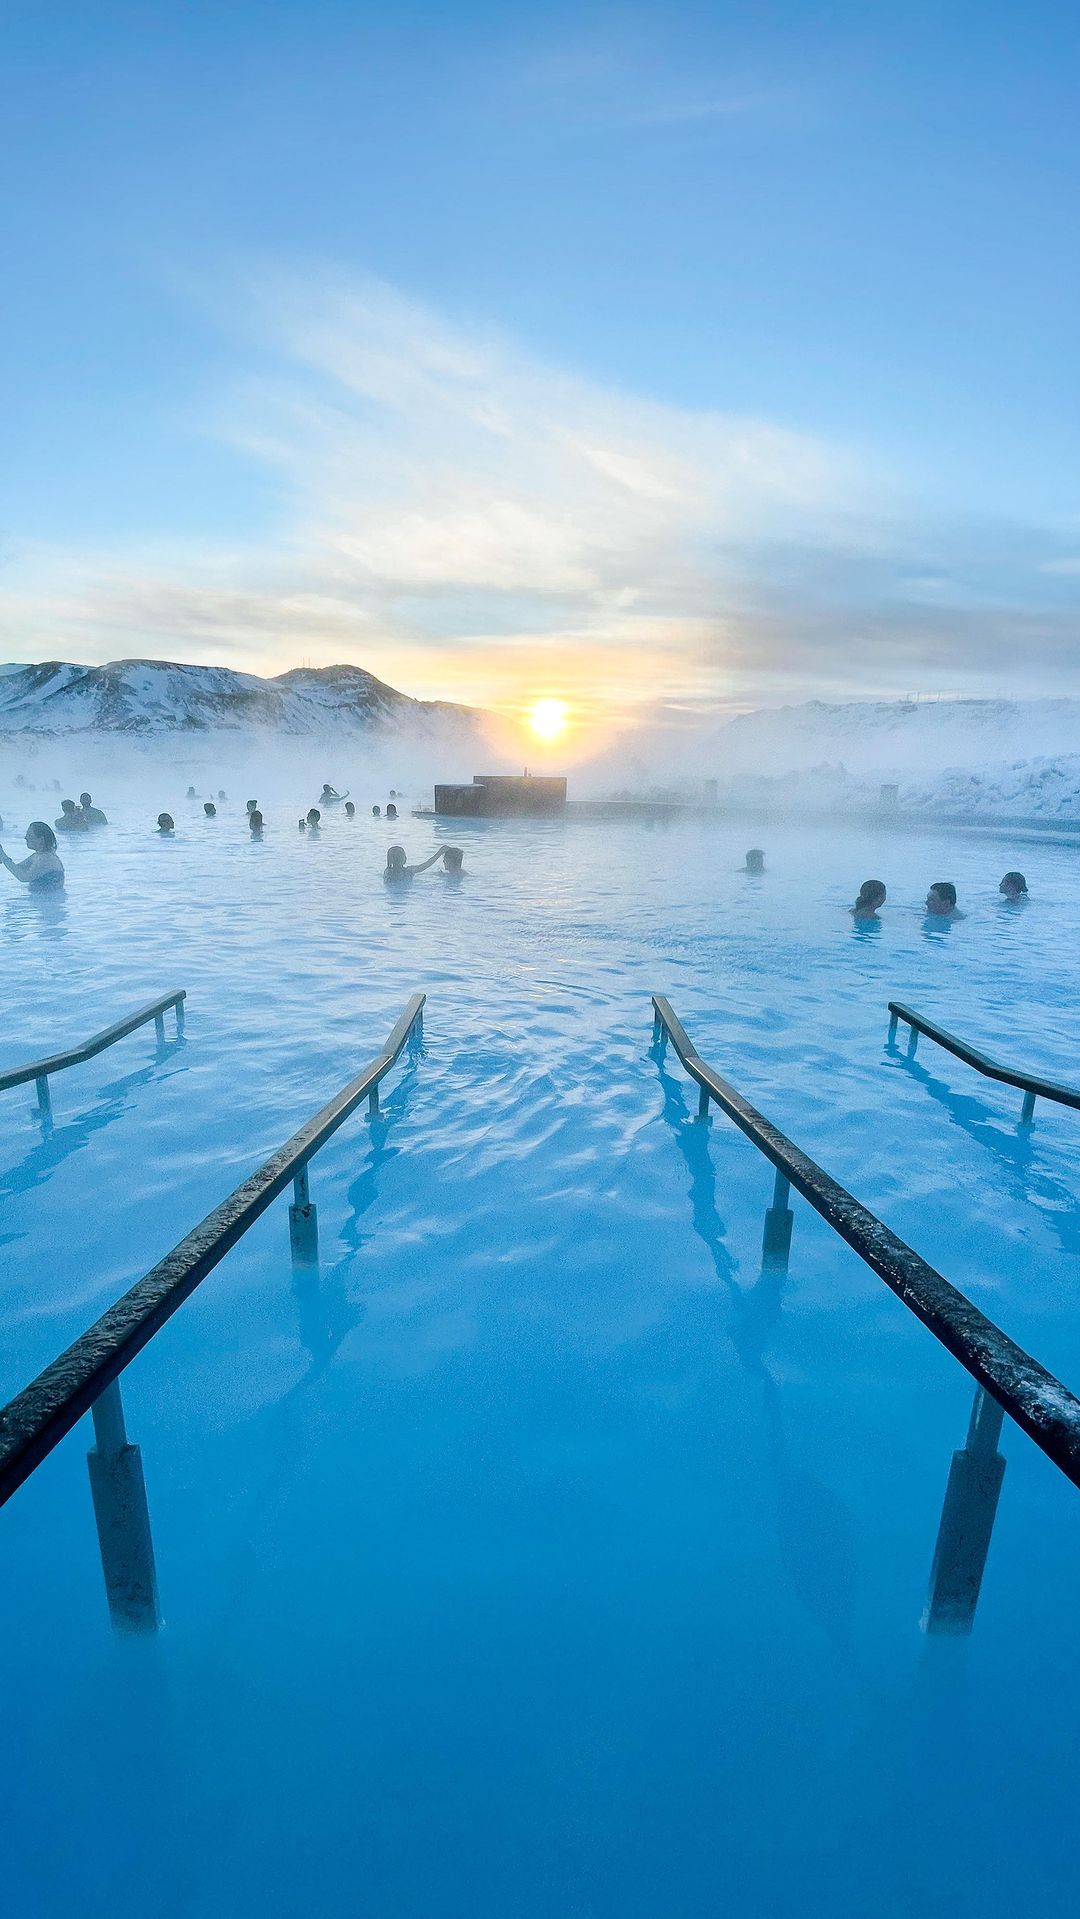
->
<box><xmin>527</xmin><ymin>698</ymin><xmax>568</xmax><ymax>741</ymax></box>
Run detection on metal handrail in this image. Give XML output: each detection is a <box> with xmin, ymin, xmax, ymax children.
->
<box><xmin>0</xmin><ymin>992</ymin><xmax>426</xmax><ymax>1507</ymax></box>
<box><xmin>651</xmin><ymin>994</ymin><xmax>1080</xmax><ymax>1489</ymax></box>
<box><xmin>0</xmin><ymin>990</ymin><xmax>187</xmax><ymax>1119</ymax></box>
<box><xmin>887</xmin><ymin>1001</ymin><xmax>1080</xmax><ymax>1124</ymax></box>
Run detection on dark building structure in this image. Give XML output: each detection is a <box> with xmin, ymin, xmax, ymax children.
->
<box><xmin>434</xmin><ymin>773</ymin><xmax>567</xmax><ymax>818</ymax></box>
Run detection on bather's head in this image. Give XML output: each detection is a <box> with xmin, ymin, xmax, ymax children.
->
<box><xmin>60</xmin><ymin>799</ymin><xmax>78</xmax><ymax>816</ymax></box>
<box><xmin>854</xmin><ymin>879</ymin><xmax>886</xmax><ymax>914</ymax></box>
<box><xmin>385</xmin><ymin>803</ymin><xmax>398</xmax><ymax>819</ymax></box>
<box><xmin>157</xmin><ymin>813</ymin><xmax>175</xmax><ymax>834</ymax></box>
<box><xmin>204</xmin><ymin>801</ymin><xmax>217</xmax><ymax>817</ymax></box>
<box><xmin>999</xmin><ymin>870</ymin><xmax>1027</xmax><ymax>900</ymax></box>
<box><xmin>246</xmin><ymin>799</ymin><xmax>258</xmax><ymax>814</ymax></box>
<box><xmin>926</xmin><ymin>881</ymin><xmax>957</xmax><ymax>915</ymax></box>
<box><xmin>372</xmin><ymin>805</ymin><xmax>381</xmax><ymax>817</ymax></box>
<box><xmin>79</xmin><ymin>792</ymin><xmax>93</xmax><ymax>809</ymax></box>
<box><xmin>344</xmin><ymin>801</ymin><xmax>355</xmax><ymax>817</ymax></box>
<box><xmin>27</xmin><ymin>821</ymin><xmax>57</xmax><ymax>853</ymax></box>
<box><xmin>306</xmin><ymin>808</ymin><xmax>321</xmax><ymax>827</ymax></box>
<box><xmin>385</xmin><ymin>845</ymin><xmax>407</xmax><ymax>872</ymax></box>
<box><xmin>745</xmin><ymin>848</ymin><xmax>765</xmax><ymax>874</ymax></box>
<box><xmin>442</xmin><ymin>845</ymin><xmax>463</xmax><ymax>872</ymax></box>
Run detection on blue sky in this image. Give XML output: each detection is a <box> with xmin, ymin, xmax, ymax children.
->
<box><xmin>2</xmin><ymin>0</ymin><xmax>1078</xmax><ymax>717</ymax></box>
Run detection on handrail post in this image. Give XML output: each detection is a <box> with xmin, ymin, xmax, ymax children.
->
<box><xmin>1021</xmin><ymin>1090</ymin><xmax>1036</xmax><ymax>1125</ymax></box>
<box><xmin>86</xmin><ymin>1379</ymin><xmax>160</xmax><ymax>1634</ymax></box>
<box><xmin>922</xmin><ymin>1388</ymin><xmax>1006</xmax><ymax>1635</ymax></box>
<box><xmin>154</xmin><ymin>1011</ymin><xmax>166</xmax><ymax>1044</ymax></box>
<box><xmin>175</xmin><ymin>997</ymin><xmax>185</xmax><ymax>1036</ymax></box>
<box><xmin>35</xmin><ymin>1075</ymin><xmax>51</xmax><ymax>1122</ymax></box>
<box><xmin>762</xmin><ymin>1166</ymin><xmax>794</xmax><ymax>1268</ymax></box>
<box><xmin>887</xmin><ymin>1011</ymin><xmax>898</xmax><ymax>1044</ymax></box>
<box><xmin>906</xmin><ymin>1023</ymin><xmax>918</xmax><ymax>1058</ymax></box>
<box><xmin>697</xmin><ymin>1081</ymin><xmax>710</xmax><ymax>1119</ymax></box>
<box><xmin>368</xmin><ymin>1082</ymin><xmax>380</xmax><ymax>1116</ymax></box>
<box><xmin>289</xmin><ymin>1161</ymin><xmax>319</xmax><ymax>1268</ymax></box>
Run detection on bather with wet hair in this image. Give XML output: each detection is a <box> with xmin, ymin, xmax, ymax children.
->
<box><xmin>79</xmin><ymin>792</ymin><xmax>108</xmax><ymax>825</ymax></box>
<box><xmin>851</xmin><ymin>880</ymin><xmax>886</xmax><ymax>920</ymax></box>
<box><xmin>384</xmin><ymin>844</ymin><xmax>444</xmax><ymax>881</ymax></box>
<box><xmin>1</xmin><ymin>822</ymin><xmax>65</xmax><ymax>891</ymax></box>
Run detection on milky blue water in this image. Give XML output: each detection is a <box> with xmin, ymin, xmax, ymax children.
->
<box><xmin>2</xmin><ymin>794</ymin><xmax>1079</xmax><ymax>1917</ymax></box>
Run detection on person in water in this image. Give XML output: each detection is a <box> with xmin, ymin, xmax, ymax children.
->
<box><xmin>204</xmin><ymin>801</ymin><xmax>217</xmax><ymax>817</ymax></box>
<box><xmin>851</xmin><ymin>879</ymin><xmax>886</xmax><ymax>920</ymax></box>
<box><xmin>79</xmin><ymin>791</ymin><xmax>108</xmax><ymax>825</ymax></box>
<box><xmin>298</xmin><ymin>818</ymin><xmax>306</xmax><ymax>831</ymax></box>
<box><xmin>344</xmin><ymin>800</ymin><xmax>355</xmax><ymax>818</ymax></box>
<box><xmin>1</xmin><ymin>822</ymin><xmax>65</xmax><ymax>891</ymax></box>
<box><xmin>306</xmin><ymin>807</ymin><xmax>321</xmax><ymax>829</ymax></box>
<box><xmin>55</xmin><ymin>799</ymin><xmax>87</xmax><ymax>832</ymax></box>
<box><xmin>925</xmin><ymin>880</ymin><xmax>962</xmax><ymax>918</ymax></box>
<box><xmin>320</xmin><ymin>783</ymin><xmax>347</xmax><ymax>802</ymax></box>
<box><xmin>186</xmin><ymin>785</ymin><xmax>197</xmax><ymax>799</ymax></box>
<box><xmin>744</xmin><ymin>848</ymin><xmax>765</xmax><ymax>874</ymax></box>
<box><xmin>999</xmin><ymin>870</ymin><xmax>1028</xmax><ymax>901</ymax></box>
<box><xmin>442</xmin><ymin>846</ymin><xmax>464</xmax><ymax>873</ymax></box>
<box><xmin>246</xmin><ymin>799</ymin><xmax>258</xmax><ymax>816</ymax></box>
<box><xmin>249</xmin><ymin>809</ymin><xmax>264</xmax><ymax>834</ymax></box>
<box><xmin>372</xmin><ymin>804</ymin><xmax>381</xmax><ymax>817</ymax></box>
<box><xmin>385</xmin><ymin>802</ymin><xmax>398</xmax><ymax>820</ymax></box>
<box><xmin>157</xmin><ymin>813</ymin><xmax>175</xmax><ymax>834</ymax></box>
<box><xmin>218</xmin><ymin>789</ymin><xmax>227</xmax><ymax>801</ymax></box>
<box><xmin>384</xmin><ymin>844</ymin><xmax>444</xmax><ymax>879</ymax></box>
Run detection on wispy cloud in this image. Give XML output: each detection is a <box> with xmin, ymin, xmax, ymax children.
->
<box><xmin>1</xmin><ymin>271</ymin><xmax>1078</xmax><ymax>719</ymax></box>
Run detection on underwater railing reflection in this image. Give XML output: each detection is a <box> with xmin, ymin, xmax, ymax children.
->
<box><xmin>0</xmin><ymin>992</ymin><xmax>426</xmax><ymax>1633</ymax></box>
<box><xmin>651</xmin><ymin>994</ymin><xmax>1080</xmax><ymax>1633</ymax></box>
<box><xmin>0</xmin><ymin>988</ymin><xmax>187</xmax><ymax>1127</ymax></box>
<box><xmin>887</xmin><ymin>1000</ymin><xmax>1080</xmax><ymax>1127</ymax></box>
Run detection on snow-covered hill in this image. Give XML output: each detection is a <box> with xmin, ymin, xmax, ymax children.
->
<box><xmin>713</xmin><ymin>697</ymin><xmax>1080</xmax><ymax>780</ymax></box>
<box><xmin>0</xmin><ymin>659</ymin><xmax>484</xmax><ymax>739</ymax></box>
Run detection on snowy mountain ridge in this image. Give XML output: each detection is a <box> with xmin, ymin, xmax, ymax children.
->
<box><xmin>0</xmin><ymin>659</ymin><xmax>484</xmax><ymax>739</ymax></box>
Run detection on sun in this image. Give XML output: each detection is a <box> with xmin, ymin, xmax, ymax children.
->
<box><xmin>528</xmin><ymin>698</ymin><xmax>568</xmax><ymax>741</ymax></box>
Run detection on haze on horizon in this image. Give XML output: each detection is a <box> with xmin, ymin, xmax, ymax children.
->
<box><xmin>2</xmin><ymin>1</ymin><xmax>1078</xmax><ymax>741</ymax></box>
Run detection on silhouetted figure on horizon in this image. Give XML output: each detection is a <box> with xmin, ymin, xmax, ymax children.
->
<box><xmin>1</xmin><ymin>822</ymin><xmax>65</xmax><ymax>892</ymax></box>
